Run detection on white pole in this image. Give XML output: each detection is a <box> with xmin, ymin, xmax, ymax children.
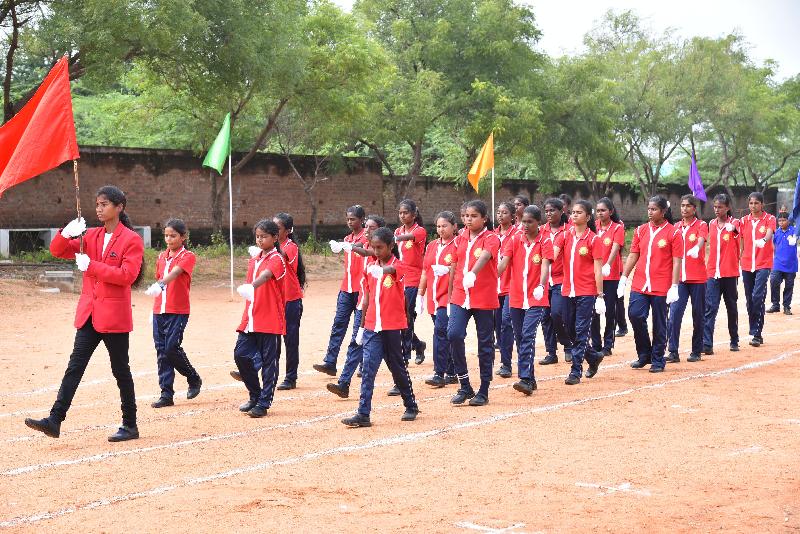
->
<box><xmin>491</xmin><ymin>166</ymin><xmax>495</xmax><ymax>228</ymax></box>
<box><xmin>228</xmin><ymin>153</ymin><xmax>234</xmax><ymax>295</ymax></box>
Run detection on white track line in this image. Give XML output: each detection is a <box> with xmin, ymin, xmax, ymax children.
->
<box><xmin>1</xmin><ymin>349</ymin><xmax>795</xmax><ymax>529</ymax></box>
<box><xmin>575</xmin><ymin>481</ymin><xmax>652</xmax><ymax>496</ymax></box>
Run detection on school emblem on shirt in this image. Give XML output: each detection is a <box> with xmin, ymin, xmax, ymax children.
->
<box><xmin>603</xmin><ymin>237</ymin><xmax>611</xmax><ymax>246</ymax></box>
<box><xmin>405</xmin><ymin>240</ymin><xmax>413</xmax><ymax>249</ymax></box>
<box><xmin>383</xmin><ymin>276</ymin><xmax>393</xmax><ymax>288</ymax></box>
<box><xmin>473</xmin><ymin>247</ymin><xmax>483</xmax><ymax>259</ymax></box>
<box><xmin>657</xmin><ymin>239</ymin><xmax>667</xmax><ymax>248</ymax></box>
<box><xmin>579</xmin><ymin>246</ymin><xmax>589</xmax><ymax>256</ymax></box>
<box><xmin>759</xmin><ymin>226</ymin><xmax>766</xmax><ymax>234</ymax></box>
<box><xmin>444</xmin><ymin>253</ymin><xmax>452</xmax><ymax>264</ymax></box>
<box><xmin>532</xmin><ymin>253</ymin><xmax>541</xmax><ymax>264</ymax></box>
<box><xmin>723</xmin><ymin>234</ymin><xmax>730</xmax><ymax>242</ymax></box>
<box><xmin>688</xmin><ymin>234</ymin><xmax>697</xmax><ymax>242</ymax></box>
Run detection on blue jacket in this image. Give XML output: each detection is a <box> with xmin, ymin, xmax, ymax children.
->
<box><xmin>773</xmin><ymin>225</ymin><xmax>798</xmax><ymax>273</ymax></box>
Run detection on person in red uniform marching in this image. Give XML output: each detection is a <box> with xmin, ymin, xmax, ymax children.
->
<box><xmin>494</xmin><ymin>201</ymin><xmax>519</xmax><ymax>378</ymax></box>
<box><xmin>591</xmin><ymin>197</ymin><xmax>625</xmax><ymax>358</ymax></box>
<box><xmin>539</xmin><ymin>198</ymin><xmax>572</xmax><ymax>364</ymax></box>
<box><xmin>234</xmin><ymin>220</ymin><xmax>286</xmax><ymax>418</ymax></box>
<box><xmin>739</xmin><ymin>192</ymin><xmax>776</xmax><ymax>347</ymax></box>
<box><xmin>394</xmin><ymin>199</ymin><xmax>428</xmax><ymax>371</ymax></box>
<box><xmin>512</xmin><ymin>195</ymin><xmax>530</xmax><ymax>233</ymax></box>
<box><xmin>273</xmin><ymin>213</ymin><xmax>306</xmax><ymax>390</ymax></box>
<box><xmin>145</xmin><ymin>218</ymin><xmax>201</xmax><ymax>408</ymax></box>
<box><xmin>25</xmin><ymin>185</ymin><xmax>145</xmax><ymax>442</ymax></box>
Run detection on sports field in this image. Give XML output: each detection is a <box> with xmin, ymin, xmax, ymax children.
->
<box><xmin>0</xmin><ymin>275</ymin><xmax>798</xmax><ymax>532</ymax></box>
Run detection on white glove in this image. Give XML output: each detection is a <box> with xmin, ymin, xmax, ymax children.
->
<box><xmin>248</xmin><ymin>245</ymin><xmax>261</xmax><ymax>258</ymax></box>
<box><xmin>462</xmin><ymin>271</ymin><xmax>476</xmax><ymax>290</ymax></box>
<box><xmin>533</xmin><ymin>285</ymin><xmax>544</xmax><ymax>300</ymax></box>
<box><xmin>415</xmin><ymin>294</ymin><xmax>425</xmax><ymax>315</ymax></box>
<box><xmin>595</xmin><ymin>298</ymin><xmax>606</xmax><ymax>315</ymax></box>
<box><xmin>724</xmin><ymin>222</ymin><xmax>735</xmax><ymax>232</ymax></box>
<box><xmin>617</xmin><ymin>275</ymin><xmax>628</xmax><ymax>299</ymax></box>
<box><xmin>236</xmin><ymin>283</ymin><xmax>255</xmax><ymax>302</ymax></box>
<box><xmin>145</xmin><ymin>282</ymin><xmax>163</xmax><ymax>296</ymax></box>
<box><xmin>687</xmin><ymin>245</ymin><xmax>700</xmax><ymax>258</ymax></box>
<box><xmin>367</xmin><ymin>264</ymin><xmax>384</xmax><ymax>279</ymax></box>
<box><xmin>355</xmin><ymin>327</ymin><xmax>365</xmax><ymax>346</ymax></box>
<box><xmin>61</xmin><ymin>217</ymin><xmax>86</xmax><ymax>238</ymax></box>
<box><xmin>341</xmin><ymin>242</ymin><xmax>353</xmax><ymax>253</ymax></box>
<box><xmin>788</xmin><ymin>235</ymin><xmax>797</xmax><ymax>246</ymax></box>
<box><xmin>329</xmin><ymin>240</ymin><xmax>343</xmax><ymax>254</ymax></box>
<box><xmin>601</xmin><ymin>263</ymin><xmax>611</xmax><ymax>277</ymax></box>
<box><xmin>666</xmin><ymin>284</ymin><xmax>679</xmax><ymax>304</ymax></box>
<box><xmin>755</xmin><ymin>238</ymin><xmax>766</xmax><ymax>249</ymax></box>
<box><xmin>75</xmin><ymin>253</ymin><xmax>90</xmax><ymax>271</ymax></box>
<box><xmin>431</xmin><ymin>264</ymin><xmax>449</xmax><ymax>276</ymax></box>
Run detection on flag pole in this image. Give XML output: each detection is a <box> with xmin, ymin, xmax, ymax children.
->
<box><xmin>228</xmin><ymin>154</ymin><xmax>234</xmax><ymax>295</ymax></box>
<box><xmin>73</xmin><ymin>159</ymin><xmax>83</xmax><ymax>253</ymax></box>
<box><xmin>491</xmin><ymin>166</ymin><xmax>495</xmax><ymax>228</ymax></box>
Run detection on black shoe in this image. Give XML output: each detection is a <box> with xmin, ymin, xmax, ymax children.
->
<box><xmin>665</xmin><ymin>352</ymin><xmax>680</xmax><ymax>364</ymax></box>
<box><xmin>468</xmin><ymin>393</ymin><xmax>489</xmax><ymax>406</ymax></box>
<box><xmin>649</xmin><ymin>366</ymin><xmax>664</xmax><ymax>373</ymax></box>
<box><xmin>767</xmin><ymin>305</ymin><xmax>780</xmax><ymax>313</ymax></box>
<box><xmin>239</xmin><ymin>400</ymin><xmax>257</xmax><ymax>412</ymax></box>
<box><xmin>451</xmin><ymin>388</ymin><xmax>475</xmax><ymax>405</ymax></box>
<box><xmin>414</xmin><ymin>341</ymin><xmax>426</xmax><ymax>365</ymax></box>
<box><xmin>586</xmin><ymin>355</ymin><xmax>604</xmax><ymax>378</ymax></box>
<box><xmin>108</xmin><ymin>425</ymin><xmax>139</xmax><ymax>442</ymax></box>
<box><xmin>564</xmin><ymin>350</ymin><xmax>573</xmax><ymax>363</ymax></box>
<box><xmin>600</xmin><ymin>348</ymin><xmax>612</xmax><ymax>357</ymax></box>
<box><xmin>248</xmin><ymin>406</ymin><xmax>268</xmax><ymax>418</ymax></box>
<box><xmin>326</xmin><ymin>382</ymin><xmax>350</xmax><ymax>398</ymax></box>
<box><xmin>313</xmin><ymin>363</ymin><xmax>337</xmax><ymax>376</ymax></box>
<box><xmin>730</xmin><ymin>343</ymin><xmax>739</xmax><ymax>352</ymax></box>
<box><xmin>387</xmin><ymin>386</ymin><xmax>401</xmax><ymax>396</ymax></box>
<box><xmin>187</xmin><ymin>379</ymin><xmax>202</xmax><ymax>399</ymax></box>
<box><xmin>425</xmin><ymin>375</ymin><xmax>446</xmax><ymax>388</ymax></box>
<box><xmin>24</xmin><ymin>417</ymin><xmax>60</xmax><ymax>438</ymax></box>
<box><xmin>785</xmin><ymin>308</ymin><xmax>793</xmax><ymax>315</ymax></box>
<box><xmin>276</xmin><ymin>380</ymin><xmax>296</xmax><ymax>391</ymax></box>
<box><xmin>702</xmin><ymin>345</ymin><xmax>714</xmax><ymax>355</ymax></box>
<box><xmin>630</xmin><ymin>360</ymin><xmax>649</xmax><ymax>369</ymax></box>
<box><xmin>496</xmin><ymin>365</ymin><xmax>512</xmax><ymax>378</ymax></box>
<box><xmin>564</xmin><ymin>375</ymin><xmax>580</xmax><ymax>385</ymax></box>
<box><xmin>401</xmin><ymin>408</ymin><xmax>420</xmax><ymax>421</ymax></box>
<box><xmin>615</xmin><ymin>329</ymin><xmax>628</xmax><ymax>337</ymax></box>
<box><xmin>151</xmin><ymin>397</ymin><xmax>174</xmax><ymax>408</ymax></box>
<box><xmin>513</xmin><ymin>379</ymin><xmax>535</xmax><ymax>395</ymax></box>
<box><xmin>342</xmin><ymin>413</ymin><xmax>371</xmax><ymax>427</ymax></box>
<box><xmin>539</xmin><ymin>354</ymin><xmax>558</xmax><ymax>365</ymax></box>
<box><xmin>230</xmin><ymin>370</ymin><xmax>242</xmax><ymax>382</ymax></box>
<box><xmin>687</xmin><ymin>353</ymin><xmax>702</xmax><ymax>362</ymax></box>
<box><xmin>749</xmin><ymin>337</ymin><xmax>762</xmax><ymax>347</ymax></box>
<box><xmin>444</xmin><ymin>375</ymin><xmax>459</xmax><ymax>384</ymax></box>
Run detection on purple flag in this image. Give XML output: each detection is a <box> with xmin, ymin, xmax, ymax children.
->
<box><xmin>688</xmin><ymin>151</ymin><xmax>707</xmax><ymax>201</ymax></box>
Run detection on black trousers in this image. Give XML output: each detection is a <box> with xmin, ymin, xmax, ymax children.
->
<box><xmin>50</xmin><ymin>318</ymin><xmax>137</xmax><ymax>427</ymax></box>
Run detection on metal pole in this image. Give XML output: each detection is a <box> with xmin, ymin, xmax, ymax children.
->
<box><xmin>228</xmin><ymin>154</ymin><xmax>234</xmax><ymax>295</ymax></box>
<box><xmin>491</xmin><ymin>167</ymin><xmax>495</xmax><ymax>228</ymax></box>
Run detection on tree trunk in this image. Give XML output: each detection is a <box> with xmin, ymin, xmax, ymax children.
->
<box><xmin>3</xmin><ymin>6</ymin><xmax>19</xmax><ymax>124</ymax></box>
<box><xmin>307</xmin><ymin>187</ymin><xmax>318</xmax><ymax>240</ymax></box>
<box><xmin>210</xmin><ymin>171</ymin><xmax>225</xmax><ymax>235</ymax></box>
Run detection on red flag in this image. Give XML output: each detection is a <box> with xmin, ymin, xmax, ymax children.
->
<box><xmin>0</xmin><ymin>56</ymin><xmax>79</xmax><ymax>198</ymax></box>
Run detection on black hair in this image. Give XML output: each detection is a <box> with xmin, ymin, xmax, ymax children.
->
<box><xmin>574</xmin><ymin>199</ymin><xmax>597</xmax><ymax>233</ymax></box>
<box><xmin>513</xmin><ymin>195</ymin><xmax>530</xmax><ymax>207</ymax></box>
<box><xmin>778</xmin><ymin>211</ymin><xmax>789</xmax><ymax>220</ymax></box>
<box><xmin>748</xmin><ymin>192</ymin><xmax>765</xmax><ymax>204</ymax></box>
<box><xmin>346</xmin><ymin>205</ymin><xmax>366</xmax><ymax>221</ymax></box>
<box><xmin>596</xmin><ymin>197</ymin><xmax>621</xmax><ymax>223</ymax></box>
<box><xmin>435</xmin><ymin>210</ymin><xmax>457</xmax><ymax>226</ymax></box>
<box><xmin>96</xmin><ymin>185</ymin><xmax>145</xmax><ymax>288</ymax></box>
<box><xmin>522</xmin><ymin>204</ymin><xmax>542</xmax><ymax>223</ymax></box>
<box><xmin>164</xmin><ymin>218</ymin><xmax>189</xmax><ymax>249</ymax></box>
<box><xmin>544</xmin><ymin>197</ymin><xmax>569</xmax><ymax>225</ymax></box>
<box><xmin>680</xmin><ymin>194</ymin><xmax>700</xmax><ymax>210</ymax></box>
<box><xmin>496</xmin><ymin>201</ymin><xmax>516</xmax><ymax>226</ymax></box>
<box><xmin>465</xmin><ymin>200</ymin><xmax>489</xmax><ymax>229</ymax></box>
<box><xmin>398</xmin><ymin>199</ymin><xmax>424</xmax><ymax>226</ymax></box>
<box><xmin>558</xmin><ymin>194</ymin><xmax>573</xmax><ymax>208</ymax></box>
<box><xmin>460</xmin><ymin>201</ymin><xmax>469</xmax><ymax>212</ymax></box>
<box><xmin>371</xmin><ymin>226</ymin><xmax>399</xmax><ymax>258</ymax></box>
<box><xmin>366</xmin><ymin>214</ymin><xmax>386</xmax><ymax>228</ymax></box>
<box><xmin>712</xmin><ymin>193</ymin><xmax>733</xmax><ymax>218</ymax></box>
<box><xmin>253</xmin><ymin>219</ymin><xmax>282</xmax><ymax>255</ymax></box>
<box><xmin>274</xmin><ymin>212</ymin><xmax>306</xmax><ymax>289</ymax></box>
<box><xmin>649</xmin><ymin>195</ymin><xmax>674</xmax><ymax>224</ymax></box>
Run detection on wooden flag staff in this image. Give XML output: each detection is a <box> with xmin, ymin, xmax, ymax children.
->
<box><xmin>73</xmin><ymin>159</ymin><xmax>83</xmax><ymax>253</ymax></box>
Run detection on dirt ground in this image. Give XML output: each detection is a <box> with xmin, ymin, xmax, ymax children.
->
<box><xmin>0</xmin><ymin>265</ymin><xmax>799</xmax><ymax>533</ymax></box>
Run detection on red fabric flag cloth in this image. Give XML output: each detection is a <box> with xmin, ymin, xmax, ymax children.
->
<box><xmin>0</xmin><ymin>56</ymin><xmax>79</xmax><ymax>198</ymax></box>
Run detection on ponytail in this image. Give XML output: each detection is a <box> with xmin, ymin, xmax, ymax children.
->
<box><xmin>650</xmin><ymin>195</ymin><xmax>674</xmax><ymax>225</ymax></box>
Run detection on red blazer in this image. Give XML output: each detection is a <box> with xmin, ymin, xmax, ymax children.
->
<box><xmin>50</xmin><ymin>224</ymin><xmax>144</xmax><ymax>333</ymax></box>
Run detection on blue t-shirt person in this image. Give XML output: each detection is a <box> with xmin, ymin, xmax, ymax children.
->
<box><xmin>773</xmin><ymin>221</ymin><xmax>798</xmax><ymax>273</ymax></box>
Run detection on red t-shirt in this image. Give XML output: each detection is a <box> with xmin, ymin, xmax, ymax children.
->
<box><xmin>153</xmin><ymin>248</ymin><xmax>196</xmax><ymax>315</ymax></box>
<box><xmin>673</xmin><ymin>218</ymin><xmax>708</xmax><ymax>283</ymax></box>
<box><xmin>395</xmin><ymin>224</ymin><xmax>427</xmax><ymax>287</ymax></box>
<box><xmin>629</xmin><ymin>221</ymin><xmax>682</xmax><ymax>296</ymax></box>
<box><xmin>423</xmin><ymin>237</ymin><xmax>458</xmax><ymax>314</ymax></box>
<box><xmin>363</xmin><ymin>256</ymin><xmax>408</xmax><ymax>331</ymax></box>
<box><xmin>504</xmin><ymin>231</ymin><xmax>553</xmax><ymax>309</ymax></box>
<box><xmin>595</xmin><ymin>220</ymin><xmax>625</xmax><ymax>281</ymax></box>
<box><xmin>281</xmin><ymin>239</ymin><xmax>304</xmax><ymax>302</ymax></box>
<box><xmin>495</xmin><ymin>225</ymin><xmax>519</xmax><ymax>296</ymax></box>
<box><xmin>740</xmin><ymin>213</ymin><xmax>777</xmax><ymax>272</ymax></box>
<box><xmin>238</xmin><ymin>249</ymin><xmax>286</xmax><ymax>335</ymax></box>
<box><xmin>340</xmin><ymin>229</ymin><xmax>369</xmax><ymax>293</ymax></box>
<box><xmin>706</xmin><ymin>217</ymin><xmax>741</xmax><ymax>279</ymax></box>
<box><xmin>561</xmin><ymin>227</ymin><xmax>603</xmax><ymax>297</ymax></box>
<box><xmin>547</xmin><ymin>224</ymin><xmax>566</xmax><ymax>285</ymax></box>
<box><xmin>450</xmin><ymin>229</ymin><xmax>501</xmax><ymax>310</ymax></box>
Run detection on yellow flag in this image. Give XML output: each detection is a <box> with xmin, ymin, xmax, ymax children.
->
<box><xmin>467</xmin><ymin>132</ymin><xmax>494</xmax><ymax>192</ymax></box>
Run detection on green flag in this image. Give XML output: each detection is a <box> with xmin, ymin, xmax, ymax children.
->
<box><xmin>202</xmin><ymin>113</ymin><xmax>231</xmax><ymax>174</ymax></box>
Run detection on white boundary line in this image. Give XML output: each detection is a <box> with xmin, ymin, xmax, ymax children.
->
<box><xmin>1</xmin><ymin>349</ymin><xmax>795</xmax><ymax>529</ymax></box>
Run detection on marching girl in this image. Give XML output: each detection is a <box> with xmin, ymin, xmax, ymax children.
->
<box><xmin>513</xmin><ymin>195</ymin><xmax>530</xmax><ymax>232</ymax></box>
<box><xmin>342</xmin><ymin>227</ymin><xmax>419</xmax><ymax>427</ymax></box>
<box><xmin>145</xmin><ymin>219</ymin><xmax>202</xmax><ymax>408</ymax></box>
<box><xmin>26</xmin><ymin>185</ymin><xmax>144</xmax><ymax>442</ymax></box>
<box><xmin>494</xmin><ymin>201</ymin><xmax>518</xmax><ymax>378</ymax></box>
<box><xmin>703</xmin><ymin>193</ymin><xmax>741</xmax><ymax>353</ymax></box>
<box><xmin>234</xmin><ymin>220</ymin><xmax>286</xmax><ymax>418</ymax></box>
<box><xmin>326</xmin><ymin>214</ymin><xmax>387</xmax><ymax>398</ymax></box>
<box><xmin>539</xmin><ymin>198</ymin><xmax>572</xmax><ymax>365</ymax></box>
<box><xmin>314</xmin><ymin>205</ymin><xmax>368</xmax><ymax>376</ymax></box>
<box><xmin>447</xmin><ymin>200</ymin><xmax>502</xmax><ymax>406</ymax></box>
<box><xmin>591</xmin><ymin>198</ymin><xmax>624</xmax><ymax>358</ymax></box>
<box><xmin>666</xmin><ymin>195</ymin><xmax>708</xmax><ymax>363</ymax></box>
<box><xmin>618</xmin><ymin>196</ymin><xmax>682</xmax><ymax>372</ymax></box>
<box><xmin>394</xmin><ymin>199</ymin><xmax>428</xmax><ymax>367</ymax></box>
<box><xmin>498</xmin><ymin>205</ymin><xmax>552</xmax><ymax>394</ymax></box>
<box><xmin>555</xmin><ymin>200</ymin><xmax>605</xmax><ymax>384</ymax></box>
<box><xmin>274</xmin><ymin>213</ymin><xmax>306</xmax><ymax>390</ymax></box>
<box><xmin>417</xmin><ymin>211</ymin><xmax>459</xmax><ymax>387</ymax></box>
<box><xmin>739</xmin><ymin>192</ymin><xmax>776</xmax><ymax>347</ymax></box>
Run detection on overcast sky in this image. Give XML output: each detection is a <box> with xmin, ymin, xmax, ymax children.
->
<box><xmin>331</xmin><ymin>0</ymin><xmax>800</xmax><ymax>80</ymax></box>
